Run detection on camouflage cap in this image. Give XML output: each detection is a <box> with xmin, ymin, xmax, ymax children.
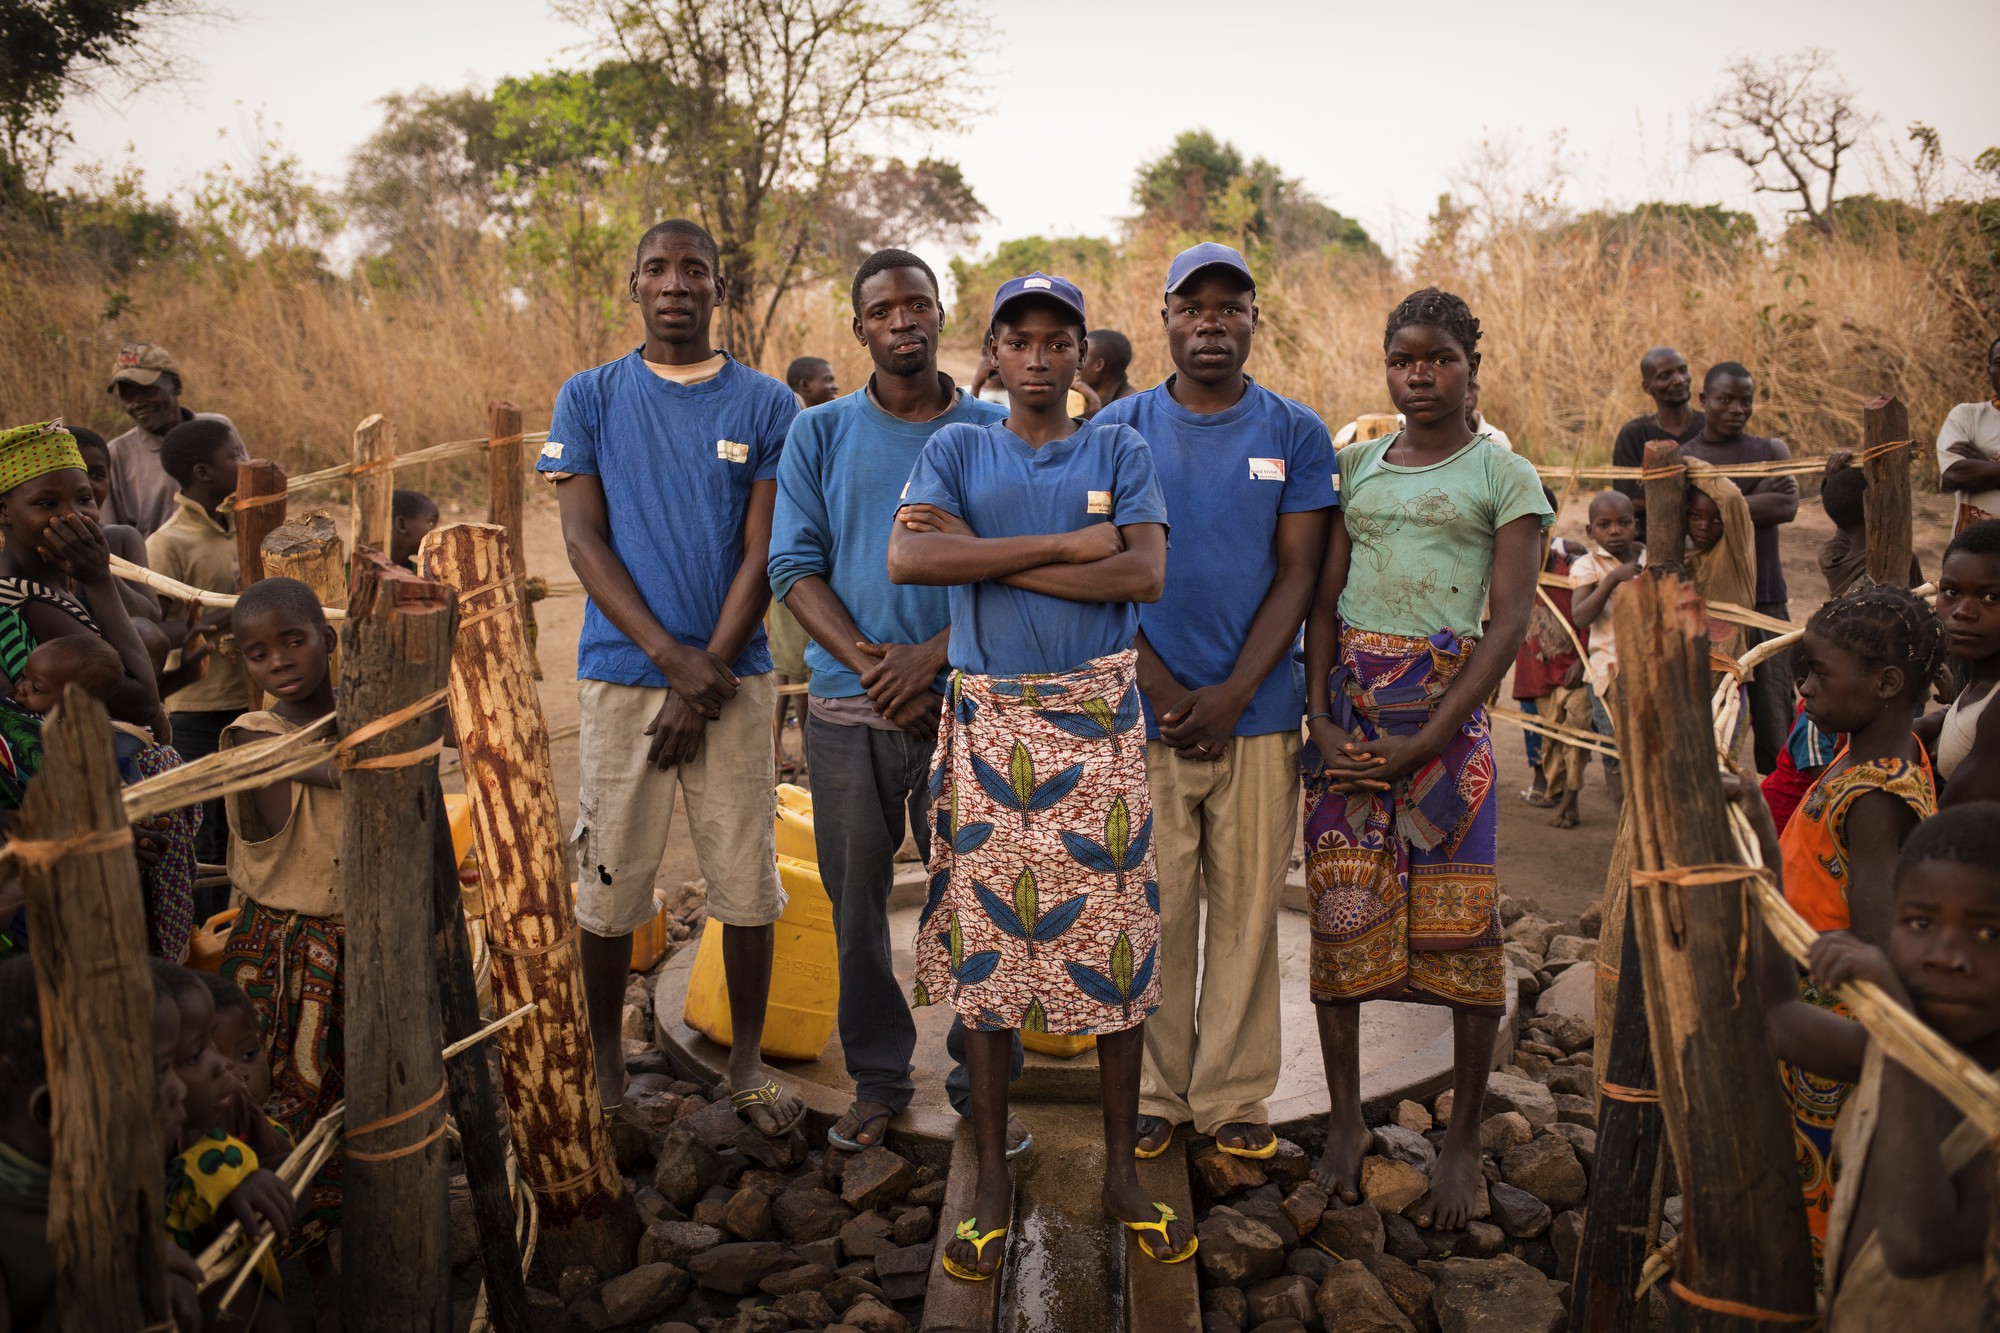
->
<box><xmin>106</xmin><ymin>343</ymin><xmax>178</xmax><ymax>392</ymax></box>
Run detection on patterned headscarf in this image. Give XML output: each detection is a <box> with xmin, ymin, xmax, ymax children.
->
<box><xmin>0</xmin><ymin>421</ymin><xmax>87</xmax><ymax>496</ymax></box>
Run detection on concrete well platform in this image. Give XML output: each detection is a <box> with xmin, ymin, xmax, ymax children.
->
<box><xmin>654</xmin><ymin>868</ymin><xmax>1515</xmax><ymax>1149</ymax></box>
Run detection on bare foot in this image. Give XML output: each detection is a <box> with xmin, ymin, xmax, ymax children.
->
<box><xmin>1006</xmin><ymin>1114</ymin><xmax>1033</xmax><ymax>1158</ymax></box>
<box><xmin>1135</xmin><ymin>1115</ymin><xmax>1176</xmax><ymax>1157</ymax></box>
<box><xmin>1215</xmin><ymin>1122</ymin><xmax>1276</xmax><ymax>1155</ymax></box>
<box><xmin>1413</xmin><ymin>1131</ymin><xmax>1483</xmax><ymax>1230</ymax></box>
<box><xmin>945</xmin><ymin>1169</ymin><xmax>1012</xmax><ymax>1278</ymax></box>
<box><xmin>1104</xmin><ymin>1177</ymin><xmax>1194</xmax><ymax>1261</ymax></box>
<box><xmin>1311</xmin><ymin>1117</ymin><xmax>1370</xmax><ymax>1204</ymax></box>
<box><xmin>831</xmin><ymin>1100</ymin><xmax>895</xmax><ymax>1149</ymax></box>
<box><xmin>1547</xmin><ymin>792</ymin><xmax>1580</xmax><ymax>829</ymax></box>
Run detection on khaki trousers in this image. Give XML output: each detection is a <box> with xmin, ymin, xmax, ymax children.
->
<box><xmin>1139</xmin><ymin>730</ymin><xmax>1299</xmax><ymax>1134</ymax></box>
<box><xmin>1536</xmin><ymin>683</ymin><xmax>1593</xmax><ymax>799</ymax></box>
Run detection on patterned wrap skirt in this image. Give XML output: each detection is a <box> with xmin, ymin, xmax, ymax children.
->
<box><xmin>1301</xmin><ymin>626</ymin><xmax>1504</xmax><ymax>1012</ymax></box>
<box><xmin>912</xmin><ymin>648</ymin><xmax>1162</xmax><ymax>1036</ymax></box>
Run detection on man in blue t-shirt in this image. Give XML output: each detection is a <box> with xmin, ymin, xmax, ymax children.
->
<box><xmin>767</xmin><ymin>249</ymin><xmax>1026</xmax><ymax>1156</ymax></box>
<box><xmin>1096</xmin><ymin>242</ymin><xmax>1337</xmax><ymax>1161</ymax></box>
<box><xmin>540</xmin><ymin>219</ymin><xmax>803</xmax><ymax>1130</ymax></box>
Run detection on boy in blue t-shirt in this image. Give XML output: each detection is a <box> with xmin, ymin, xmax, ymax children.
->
<box><xmin>888</xmin><ymin>274</ymin><xmax>1195</xmax><ymax>1280</ymax></box>
<box><xmin>539</xmin><ymin>219</ymin><xmax>803</xmax><ymax>1131</ymax></box>
<box><xmin>1094</xmin><ymin>242</ymin><xmax>1337</xmax><ymax>1163</ymax></box>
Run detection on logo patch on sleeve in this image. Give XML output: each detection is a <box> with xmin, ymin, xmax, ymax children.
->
<box><xmin>540</xmin><ymin>440</ymin><xmax>564</xmax><ymax>460</ymax></box>
<box><xmin>1248</xmin><ymin>457</ymin><xmax>1286</xmax><ymax>481</ymax></box>
<box><xmin>1086</xmin><ymin>490</ymin><xmax>1112</xmax><ymax>515</ymax></box>
<box><xmin>717</xmin><ymin>439</ymin><xmax>749</xmax><ymax>463</ymax></box>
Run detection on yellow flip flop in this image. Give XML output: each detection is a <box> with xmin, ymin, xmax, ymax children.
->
<box><xmin>940</xmin><ymin>1217</ymin><xmax>1009</xmax><ymax>1281</ymax></box>
<box><xmin>1135</xmin><ymin>1115</ymin><xmax>1176</xmax><ymax>1160</ymax></box>
<box><xmin>1124</xmin><ymin>1202</ymin><xmax>1199</xmax><ymax>1264</ymax></box>
<box><xmin>1213</xmin><ymin>1123</ymin><xmax>1278</xmax><ymax>1160</ymax></box>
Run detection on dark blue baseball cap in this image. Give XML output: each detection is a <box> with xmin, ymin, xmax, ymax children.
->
<box><xmin>1165</xmin><ymin>241</ymin><xmax>1255</xmax><ymax>295</ymax></box>
<box><xmin>991</xmin><ymin>271</ymin><xmax>1087</xmax><ymax>327</ymax></box>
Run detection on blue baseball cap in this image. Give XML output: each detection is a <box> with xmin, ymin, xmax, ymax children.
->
<box><xmin>991</xmin><ymin>271</ymin><xmax>1087</xmax><ymax>327</ymax></box>
<box><xmin>1165</xmin><ymin>241</ymin><xmax>1255</xmax><ymax>295</ymax></box>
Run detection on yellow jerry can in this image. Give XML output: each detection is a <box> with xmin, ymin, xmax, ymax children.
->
<box><xmin>774</xmin><ymin>783</ymin><xmax>817</xmax><ymax>863</ymax></box>
<box><xmin>1021</xmin><ymin>1031</ymin><xmax>1097</xmax><ymax>1058</ymax></box>
<box><xmin>682</xmin><ymin>853</ymin><xmax>839</xmax><ymax>1060</ymax></box>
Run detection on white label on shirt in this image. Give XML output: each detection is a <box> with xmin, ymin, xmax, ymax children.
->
<box><xmin>900</xmin><ymin>482</ymin><xmax>910</xmax><ymax>500</ymax></box>
<box><xmin>1331</xmin><ymin>471</ymin><xmax>1341</xmax><ymax>494</ymax></box>
<box><xmin>1248</xmin><ymin>457</ymin><xmax>1286</xmax><ymax>481</ymax></box>
<box><xmin>717</xmin><ymin>439</ymin><xmax>749</xmax><ymax>463</ymax></box>
<box><xmin>1087</xmin><ymin>490</ymin><xmax>1112</xmax><ymax>515</ymax></box>
<box><xmin>540</xmin><ymin>439</ymin><xmax>564</xmax><ymax>459</ymax></box>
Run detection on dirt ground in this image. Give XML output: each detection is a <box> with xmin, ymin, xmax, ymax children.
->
<box><xmin>475</xmin><ymin>464</ymin><xmax>1959</xmax><ymax>933</ymax></box>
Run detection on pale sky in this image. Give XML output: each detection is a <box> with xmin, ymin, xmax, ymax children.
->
<box><xmin>61</xmin><ymin>0</ymin><xmax>2000</xmax><ymax>260</ymax></box>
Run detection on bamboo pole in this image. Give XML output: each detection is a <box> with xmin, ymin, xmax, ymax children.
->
<box><xmin>417</xmin><ymin>523</ymin><xmax>632</xmax><ymax>1275</ymax></box>
<box><xmin>17</xmin><ymin>689</ymin><xmax>173</xmax><ymax>1331</ymax></box>
<box><xmin>1641</xmin><ymin>440</ymin><xmax>1685</xmax><ymax>568</ymax></box>
<box><xmin>263</xmin><ymin>511</ymin><xmax>348</xmax><ymax>692</ymax></box>
<box><xmin>351</xmin><ymin>415</ymin><xmax>397</xmax><ymax>560</ymax></box>
<box><xmin>1861</xmin><ymin>396</ymin><xmax>1914</xmax><ymax>589</ymax></box>
<box><xmin>1571</xmin><ymin>889</ymin><xmax>1664</xmax><ymax>1332</ymax></box>
<box><xmin>1612</xmin><ymin>573</ymin><xmax>1814</xmax><ymax>1328</ymax></box>
<box><xmin>428</xmin><ymin>777</ymin><xmax>531</xmax><ymax>1333</ymax></box>
<box><xmin>340</xmin><ymin>549</ymin><xmax>456</xmax><ymax>1332</ymax></box>
<box><xmin>485</xmin><ymin>401</ymin><xmax>541</xmax><ymax>681</ymax></box>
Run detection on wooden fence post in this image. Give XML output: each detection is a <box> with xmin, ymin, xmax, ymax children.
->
<box><xmin>428</xmin><ymin>781</ymin><xmax>531</xmax><ymax>1333</ymax></box>
<box><xmin>340</xmin><ymin>550</ymin><xmax>456</xmax><ymax>1332</ymax></box>
<box><xmin>17</xmin><ymin>690</ymin><xmax>172</xmax><ymax>1330</ymax></box>
<box><xmin>234</xmin><ymin>460</ymin><xmax>288</xmax><ymax>588</ymax></box>
<box><xmin>1862</xmin><ymin>394</ymin><xmax>1915</xmax><ymax>588</ymax></box>
<box><xmin>1641</xmin><ymin>440</ymin><xmax>1686</xmax><ymax>568</ymax></box>
<box><xmin>1612</xmin><ymin>573</ymin><xmax>1814</xmax><ymax>1328</ymax></box>
<box><xmin>351</xmin><ymin>415</ymin><xmax>397</xmax><ymax>560</ymax></box>
<box><xmin>1570</xmin><ymin>889</ymin><xmax>1665</xmax><ymax>1331</ymax></box>
<box><xmin>484</xmin><ymin>401</ymin><xmax>541</xmax><ymax>679</ymax></box>
<box><xmin>263</xmin><ymin>512</ymin><xmax>348</xmax><ymax>685</ymax></box>
<box><xmin>418</xmin><ymin>523</ymin><xmax>632</xmax><ymax>1275</ymax></box>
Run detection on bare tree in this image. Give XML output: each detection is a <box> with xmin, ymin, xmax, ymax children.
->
<box><xmin>1699</xmin><ymin>48</ymin><xmax>1873</xmax><ymax>236</ymax></box>
<box><xmin>556</xmin><ymin>0</ymin><xmax>989</xmax><ymax>364</ymax></box>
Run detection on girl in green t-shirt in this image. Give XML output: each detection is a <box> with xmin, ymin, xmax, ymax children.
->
<box><xmin>1299</xmin><ymin>288</ymin><xmax>1551</xmax><ymax>1232</ymax></box>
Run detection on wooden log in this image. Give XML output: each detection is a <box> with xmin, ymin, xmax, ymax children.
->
<box><xmin>428</xmin><ymin>778</ymin><xmax>531</xmax><ymax>1333</ymax></box>
<box><xmin>1862</xmin><ymin>394</ymin><xmax>1915</xmax><ymax>588</ymax></box>
<box><xmin>351</xmin><ymin>414</ymin><xmax>397</xmax><ymax>561</ymax></box>
<box><xmin>1570</xmin><ymin>890</ymin><xmax>1664</xmax><ymax>1332</ymax></box>
<box><xmin>263</xmin><ymin>511</ymin><xmax>348</xmax><ymax>688</ymax></box>
<box><xmin>340</xmin><ymin>549</ymin><xmax>456</xmax><ymax>1332</ymax></box>
<box><xmin>233</xmin><ymin>459</ymin><xmax>289</xmax><ymax>589</ymax></box>
<box><xmin>16</xmin><ymin>689</ymin><xmax>172</xmax><ymax>1330</ymax></box>
<box><xmin>1612</xmin><ymin>573</ymin><xmax>1814</xmax><ymax>1328</ymax></box>
<box><xmin>484</xmin><ymin>401</ymin><xmax>541</xmax><ymax>680</ymax></box>
<box><xmin>1593</xmin><ymin>800</ymin><xmax>1636</xmax><ymax>1089</ymax></box>
<box><xmin>1641</xmin><ymin>440</ymin><xmax>1686</xmax><ymax>570</ymax></box>
<box><xmin>418</xmin><ymin>523</ymin><xmax>632</xmax><ymax>1275</ymax></box>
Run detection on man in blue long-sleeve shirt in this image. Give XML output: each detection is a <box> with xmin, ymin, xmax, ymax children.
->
<box><xmin>768</xmin><ymin>249</ymin><xmax>1025</xmax><ymax>1154</ymax></box>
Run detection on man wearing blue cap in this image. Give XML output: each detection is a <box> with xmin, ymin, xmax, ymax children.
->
<box><xmin>890</xmin><ymin>272</ymin><xmax>1194</xmax><ymax>1278</ymax></box>
<box><xmin>768</xmin><ymin>248</ymin><xmax>1028</xmax><ymax>1157</ymax></box>
<box><xmin>1096</xmin><ymin>242</ymin><xmax>1336</xmax><ymax>1161</ymax></box>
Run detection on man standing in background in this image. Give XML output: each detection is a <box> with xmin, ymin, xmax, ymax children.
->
<box><xmin>104</xmin><ymin>343</ymin><xmax>249</xmax><ymax>537</ymax></box>
<box><xmin>1937</xmin><ymin>336</ymin><xmax>2000</xmax><ymax>535</ymax></box>
<box><xmin>1079</xmin><ymin>329</ymin><xmax>1138</xmax><ymax>414</ymax></box>
<box><xmin>1609</xmin><ymin>345</ymin><xmax>1703</xmax><ymax>538</ymax></box>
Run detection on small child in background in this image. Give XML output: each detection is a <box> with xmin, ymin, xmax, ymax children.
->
<box><xmin>1567</xmin><ymin>490</ymin><xmax>1648</xmax><ymax>806</ymax></box>
<box><xmin>1757</xmin><ymin>804</ymin><xmax>2000</xmax><ymax>1327</ymax></box>
<box><xmin>390</xmin><ymin>489</ymin><xmax>440</xmax><ymax>572</ymax></box>
<box><xmin>1817</xmin><ymin>457</ymin><xmax>1925</xmax><ymax>599</ymax></box>
<box><xmin>69</xmin><ymin>426</ymin><xmax>165</xmax><ymax>623</ymax></box>
<box><xmin>16</xmin><ymin>634</ymin><xmax>202</xmax><ymax>962</ymax></box>
<box><xmin>1684</xmin><ymin>463</ymin><xmax>1760</xmax><ymax>763</ymax></box>
<box><xmin>217</xmin><ymin>578</ymin><xmax>345</xmax><ymax>1148</ymax></box>
<box><xmin>1513</xmin><ymin>487</ymin><xmax>1591</xmax><ymax>827</ymax></box>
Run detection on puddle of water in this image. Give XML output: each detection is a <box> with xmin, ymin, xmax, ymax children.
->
<box><xmin>1000</xmin><ymin>1111</ymin><xmax>1124</xmax><ymax>1333</ymax></box>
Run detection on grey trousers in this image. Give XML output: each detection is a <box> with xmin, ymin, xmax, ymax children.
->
<box><xmin>807</xmin><ymin>714</ymin><xmax>1021</xmax><ymax>1117</ymax></box>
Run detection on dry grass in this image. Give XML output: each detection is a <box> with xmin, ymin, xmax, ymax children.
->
<box><xmin>1</xmin><ymin>212</ymin><xmax>1990</xmax><ymax>499</ymax></box>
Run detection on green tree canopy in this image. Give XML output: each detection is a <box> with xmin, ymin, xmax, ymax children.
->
<box><xmin>1130</xmin><ymin>129</ymin><xmax>1381</xmax><ymax>264</ymax></box>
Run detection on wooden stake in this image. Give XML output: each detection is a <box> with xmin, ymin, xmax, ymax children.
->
<box><xmin>1862</xmin><ymin>395</ymin><xmax>1915</xmax><ymax>588</ymax></box>
<box><xmin>428</xmin><ymin>777</ymin><xmax>531</xmax><ymax>1333</ymax></box>
<box><xmin>484</xmin><ymin>401</ymin><xmax>540</xmax><ymax>680</ymax></box>
<box><xmin>1570</xmin><ymin>890</ymin><xmax>1664</xmax><ymax>1332</ymax></box>
<box><xmin>1641</xmin><ymin>440</ymin><xmax>1686</xmax><ymax>569</ymax></box>
<box><xmin>1592</xmin><ymin>800</ymin><xmax>1636</xmax><ymax>1090</ymax></box>
<box><xmin>233</xmin><ymin>459</ymin><xmax>289</xmax><ymax>588</ymax></box>
<box><xmin>17</xmin><ymin>689</ymin><xmax>172</xmax><ymax>1331</ymax></box>
<box><xmin>340</xmin><ymin>549</ymin><xmax>455</xmax><ymax>1332</ymax></box>
<box><xmin>418</xmin><ymin>523</ymin><xmax>632</xmax><ymax>1275</ymax></box>
<box><xmin>262</xmin><ymin>512</ymin><xmax>348</xmax><ymax>686</ymax></box>
<box><xmin>1612</xmin><ymin>573</ymin><xmax>1814</xmax><ymax>1328</ymax></box>
<box><xmin>351</xmin><ymin>415</ymin><xmax>397</xmax><ymax>561</ymax></box>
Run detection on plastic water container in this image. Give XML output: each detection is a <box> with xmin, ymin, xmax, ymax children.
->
<box><xmin>682</xmin><ymin>853</ymin><xmax>839</xmax><ymax>1059</ymax></box>
<box><xmin>774</xmin><ymin>783</ymin><xmax>816</xmax><ymax>863</ymax></box>
<box><xmin>1021</xmin><ymin>1031</ymin><xmax>1097</xmax><ymax>1059</ymax></box>
<box><xmin>187</xmin><ymin>908</ymin><xmax>240</xmax><ymax>974</ymax></box>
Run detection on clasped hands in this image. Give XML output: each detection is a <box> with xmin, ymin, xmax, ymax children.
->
<box><xmin>1306</xmin><ymin>716</ymin><xmax>1437</xmax><ymax>794</ymax></box>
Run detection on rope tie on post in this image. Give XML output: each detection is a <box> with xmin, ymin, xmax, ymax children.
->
<box><xmin>332</xmin><ymin>687</ymin><xmax>451</xmax><ymax>771</ymax></box>
<box><xmin>3</xmin><ymin>825</ymin><xmax>133</xmax><ymax>869</ymax></box>
<box><xmin>345</xmin><ymin>1079</ymin><xmax>449</xmax><ymax>1163</ymax></box>
<box><xmin>1630</xmin><ymin>863</ymin><xmax>1772</xmax><ymax>887</ymax></box>
<box><xmin>454</xmin><ymin>573</ymin><xmax>528</xmax><ymax>635</ymax></box>
<box><xmin>1599</xmin><ymin>1082</ymin><xmax>1661</xmax><ymax>1104</ymax></box>
<box><xmin>1667</xmin><ymin>1279</ymin><xmax>1817</xmax><ymax>1324</ymax></box>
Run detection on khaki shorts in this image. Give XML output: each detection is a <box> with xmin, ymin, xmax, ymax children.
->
<box><xmin>572</xmin><ymin>674</ymin><xmax>784</xmax><ymax>935</ymax></box>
